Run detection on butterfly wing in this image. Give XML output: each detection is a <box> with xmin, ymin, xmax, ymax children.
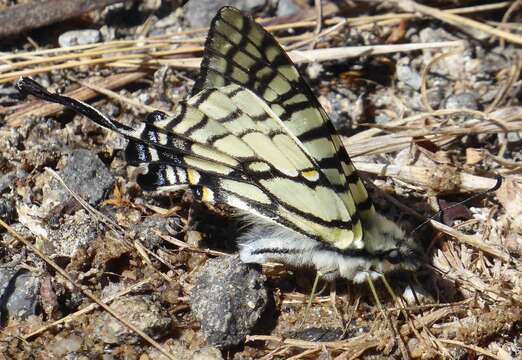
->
<box><xmin>193</xmin><ymin>7</ymin><xmax>375</xmax><ymax>244</ymax></box>
<box><xmin>16</xmin><ymin>7</ymin><xmax>373</xmax><ymax>251</ymax></box>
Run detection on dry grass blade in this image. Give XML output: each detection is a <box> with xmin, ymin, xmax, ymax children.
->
<box><xmin>72</xmin><ymin>77</ymin><xmax>174</xmax><ymax>115</ymax></box>
<box><xmin>437</xmin><ymin>339</ymin><xmax>502</xmax><ymax>359</ymax></box>
<box><xmin>158</xmin><ymin>231</ymin><xmax>228</xmax><ymax>257</ymax></box>
<box><xmin>430</xmin><ymin>220</ymin><xmax>511</xmax><ymax>263</ymax></box>
<box><xmin>246</xmin><ymin>333</ymin><xmax>382</xmax><ymax>352</ymax></box>
<box><xmin>485</xmin><ymin>58</ymin><xmax>521</xmax><ymax>113</ymax></box>
<box><xmin>288</xmin><ymin>41</ymin><xmax>463</xmax><ymax>63</ymax></box>
<box><xmin>345</xmin><ymin>107</ymin><xmax>522</xmax><ymax>158</ymax></box>
<box><xmin>499</xmin><ymin>0</ymin><xmax>522</xmax><ymax>48</ymax></box>
<box><xmin>397</xmin><ymin>0</ymin><xmax>522</xmax><ymax>45</ymax></box>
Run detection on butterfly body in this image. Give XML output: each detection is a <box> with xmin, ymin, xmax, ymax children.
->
<box><xmin>239</xmin><ymin>208</ymin><xmax>419</xmax><ymax>283</ymax></box>
<box><xmin>16</xmin><ymin>6</ymin><xmax>420</xmax><ymax>282</ymax></box>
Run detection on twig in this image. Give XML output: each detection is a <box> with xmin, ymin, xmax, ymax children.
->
<box><xmin>353</xmin><ymin>162</ymin><xmax>499</xmax><ymax>193</ymax></box>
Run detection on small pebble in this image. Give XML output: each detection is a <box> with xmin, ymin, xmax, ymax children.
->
<box><xmin>47</xmin><ymin>149</ymin><xmax>115</xmax><ymax>208</ymax></box>
<box><xmin>396</xmin><ymin>64</ymin><xmax>422</xmax><ymax>90</ymax></box>
<box><xmin>276</xmin><ymin>0</ymin><xmax>300</xmax><ymax>17</ymax></box>
<box><xmin>59</xmin><ymin>30</ymin><xmax>101</xmax><ymax>48</ymax></box>
<box><xmin>0</xmin><ymin>196</ymin><xmax>16</xmax><ymax>224</ymax></box>
<box><xmin>506</xmin><ymin>132</ymin><xmax>522</xmax><ymax>143</ymax></box>
<box><xmin>419</xmin><ymin>27</ymin><xmax>456</xmax><ymax>43</ymax></box>
<box><xmin>184</xmin><ymin>0</ymin><xmax>266</xmax><ymax>28</ymax></box>
<box><xmin>444</xmin><ymin>92</ymin><xmax>479</xmax><ymax>110</ymax></box>
<box><xmin>192</xmin><ymin>347</ymin><xmax>224</xmax><ymax>360</ymax></box>
<box><xmin>0</xmin><ymin>268</ymin><xmax>40</xmax><ymax>320</ymax></box>
<box><xmin>50</xmin><ymin>334</ymin><xmax>83</xmax><ymax>357</ymax></box>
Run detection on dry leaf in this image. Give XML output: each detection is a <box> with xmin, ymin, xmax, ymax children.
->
<box><xmin>466</xmin><ymin>148</ymin><xmax>485</xmax><ymax>165</ymax></box>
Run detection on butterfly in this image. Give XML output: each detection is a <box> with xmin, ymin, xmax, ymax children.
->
<box><xmin>17</xmin><ymin>6</ymin><xmax>420</xmax><ymax>283</ymax></box>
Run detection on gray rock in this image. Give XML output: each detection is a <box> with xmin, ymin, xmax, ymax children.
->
<box><xmin>92</xmin><ymin>295</ymin><xmax>172</xmax><ymax>344</ymax></box>
<box><xmin>0</xmin><ymin>268</ymin><xmax>40</xmax><ymax>321</ymax></box>
<box><xmin>419</xmin><ymin>27</ymin><xmax>456</xmax><ymax>43</ymax></box>
<box><xmin>58</xmin><ymin>30</ymin><xmax>101</xmax><ymax>48</ymax></box>
<box><xmin>375</xmin><ymin>112</ymin><xmax>391</xmax><ymax>125</ymax></box>
<box><xmin>0</xmin><ymin>196</ymin><xmax>16</xmax><ymax>224</ymax></box>
<box><xmin>444</xmin><ymin>92</ymin><xmax>479</xmax><ymax>110</ymax></box>
<box><xmin>184</xmin><ymin>0</ymin><xmax>266</xmax><ymax>28</ymax></box>
<box><xmin>49</xmin><ymin>149</ymin><xmax>114</xmax><ymax>207</ymax></box>
<box><xmin>396</xmin><ymin>64</ymin><xmax>422</xmax><ymax>90</ymax></box>
<box><xmin>190</xmin><ymin>255</ymin><xmax>268</xmax><ymax>347</ymax></box>
<box><xmin>276</xmin><ymin>0</ymin><xmax>300</xmax><ymax>17</ymax></box>
<box><xmin>506</xmin><ymin>132</ymin><xmax>522</xmax><ymax>143</ymax></box>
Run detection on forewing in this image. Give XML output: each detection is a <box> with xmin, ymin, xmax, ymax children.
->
<box><xmin>187</xmin><ymin>85</ymin><xmax>360</xmax><ymax>248</ymax></box>
<box><xmin>194</xmin><ymin>7</ymin><xmax>374</xmax><ymax>239</ymax></box>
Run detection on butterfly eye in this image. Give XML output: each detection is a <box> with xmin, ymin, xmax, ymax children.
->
<box><xmin>386</xmin><ymin>249</ymin><xmax>401</xmax><ymax>264</ymax></box>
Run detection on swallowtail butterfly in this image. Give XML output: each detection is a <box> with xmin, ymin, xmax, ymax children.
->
<box><xmin>17</xmin><ymin>6</ymin><xmax>420</xmax><ymax>283</ymax></box>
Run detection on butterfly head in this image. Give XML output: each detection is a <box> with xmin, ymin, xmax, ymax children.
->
<box><xmin>361</xmin><ymin>212</ymin><xmax>422</xmax><ymax>276</ymax></box>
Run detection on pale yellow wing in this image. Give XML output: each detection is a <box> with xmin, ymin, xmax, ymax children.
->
<box><xmin>193</xmin><ymin>6</ymin><xmax>375</xmax><ymax>243</ymax></box>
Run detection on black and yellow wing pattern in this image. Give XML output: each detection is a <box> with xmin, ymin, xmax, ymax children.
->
<box><xmin>17</xmin><ymin>7</ymin><xmax>420</xmax><ymax>280</ymax></box>
<box><xmin>191</xmin><ymin>7</ymin><xmax>376</xmax><ymax>249</ymax></box>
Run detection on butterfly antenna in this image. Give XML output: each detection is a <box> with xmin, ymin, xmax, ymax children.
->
<box><xmin>411</xmin><ymin>175</ymin><xmax>502</xmax><ymax>235</ymax></box>
<box><xmin>299</xmin><ymin>271</ymin><xmax>322</xmax><ymax>329</ymax></box>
